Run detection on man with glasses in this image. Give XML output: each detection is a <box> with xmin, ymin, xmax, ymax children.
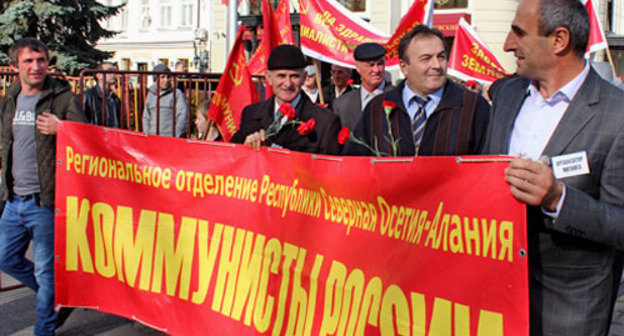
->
<box><xmin>322</xmin><ymin>64</ymin><xmax>353</xmax><ymax>110</ymax></box>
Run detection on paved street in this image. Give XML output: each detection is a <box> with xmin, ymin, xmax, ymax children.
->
<box><xmin>0</xmin><ymin>272</ymin><xmax>165</xmax><ymax>336</ymax></box>
<box><xmin>3</xmin><ymin>271</ymin><xmax>624</xmax><ymax>335</ymax></box>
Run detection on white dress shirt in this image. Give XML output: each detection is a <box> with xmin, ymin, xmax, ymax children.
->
<box><xmin>302</xmin><ymin>86</ymin><xmax>319</xmax><ymax>103</ymax></box>
<box><xmin>509</xmin><ymin>62</ymin><xmax>590</xmax><ymax>160</ymax></box>
<box><xmin>360</xmin><ymin>81</ymin><xmax>386</xmax><ymax>111</ymax></box>
<box><xmin>508</xmin><ymin>61</ymin><xmax>590</xmax><ymax>217</ymax></box>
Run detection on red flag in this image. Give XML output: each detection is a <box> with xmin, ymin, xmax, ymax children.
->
<box><xmin>275</xmin><ymin>0</ymin><xmax>295</xmax><ymax>44</ymax></box>
<box><xmin>583</xmin><ymin>0</ymin><xmax>608</xmax><ymax>55</ymax></box>
<box><xmin>384</xmin><ymin>0</ymin><xmax>434</xmax><ymax>60</ymax></box>
<box><xmin>447</xmin><ymin>18</ymin><xmax>509</xmax><ymax>85</ymax></box>
<box><xmin>208</xmin><ymin>25</ymin><xmax>259</xmax><ymax>142</ymax></box>
<box><xmin>248</xmin><ymin>0</ymin><xmax>276</xmax><ymax>76</ymax></box>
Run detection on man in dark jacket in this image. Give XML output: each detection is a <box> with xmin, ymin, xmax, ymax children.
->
<box><xmin>343</xmin><ymin>25</ymin><xmax>490</xmax><ymax>156</ymax></box>
<box><xmin>322</xmin><ymin>64</ymin><xmax>353</xmax><ymax>110</ymax></box>
<box><xmin>332</xmin><ymin>43</ymin><xmax>393</xmax><ymax>130</ymax></box>
<box><xmin>231</xmin><ymin>45</ymin><xmax>342</xmax><ymax>155</ymax></box>
<box><xmin>83</xmin><ymin>61</ymin><xmax>121</xmax><ymax>127</ymax></box>
<box><xmin>0</xmin><ymin>38</ymin><xmax>86</xmax><ymax>336</ymax></box>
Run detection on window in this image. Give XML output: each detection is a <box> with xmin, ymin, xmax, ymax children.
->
<box><xmin>122</xmin><ymin>58</ymin><xmax>132</xmax><ymax>70</ymax></box>
<box><xmin>106</xmin><ymin>0</ymin><xmax>113</xmax><ymax>28</ymax></box>
<box><xmin>141</xmin><ymin>0</ymin><xmax>151</xmax><ymax>29</ymax></box>
<box><xmin>180</xmin><ymin>0</ymin><xmax>194</xmax><ymax>27</ymax></box>
<box><xmin>160</xmin><ymin>0</ymin><xmax>172</xmax><ymax>28</ymax></box>
<box><xmin>434</xmin><ymin>0</ymin><xmax>468</xmax><ymax>9</ymax></box>
<box><xmin>336</xmin><ymin>0</ymin><xmax>365</xmax><ymax>12</ymax></box>
<box><xmin>119</xmin><ymin>2</ymin><xmax>129</xmax><ymax>30</ymax></box>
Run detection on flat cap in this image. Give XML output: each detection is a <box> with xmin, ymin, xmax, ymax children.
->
<box><xmin>267</xmin><ymin>45</ymin><xmax>307</xmax><ymax>70</ymax></box>
<box><xmin>353</xmin><ymin>43</ymin><xmax>386</xmax><ymax>61</ymax></box>
<box><xmin>152</xmin><ymin>63</ymin><xmax>171</xmax><ymax>80</ymax></box>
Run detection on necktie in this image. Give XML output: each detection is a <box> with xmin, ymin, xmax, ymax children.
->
<box><xmin>411</xmin><ymin>96</ymin><xmax>431</xmax><ymax>153</ymax></box>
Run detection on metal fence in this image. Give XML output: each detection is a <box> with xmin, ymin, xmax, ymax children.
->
<box><xmin>0</xmin><ymin>68</ymin><xmax>264</xmax><ymax>292</ymax></box>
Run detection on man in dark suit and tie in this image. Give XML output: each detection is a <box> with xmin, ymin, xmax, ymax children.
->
<box><xmin>230</xmin><ymin>45</ymin><xmax>342</xmax><ymax>155</ymax></box>
<box><xmin>343</xmin><ymin>25</ymin><xmax>490</xmax><ymax>156</ymax></box>
<box><xmin>332</xmin><ymin>43</ymin><xmax>393</xmax><ymax>130</ymax></box>
<box><xmin>484</xmin><ymin>0</ymin><xmax>624</xmax><ymax>334</ymax></box>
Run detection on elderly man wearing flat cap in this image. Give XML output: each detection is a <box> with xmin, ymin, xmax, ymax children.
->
<box><xmin>332</xmin><ymin>42</ymin><xmax>393</xmax><ymax>130</ymax></box>
<box><xmin>230</xmin><ymin>45</ymin><xmax>342</xmax><ymax>154</ymax></box>
<box><xmin>343</xmin><ymin>25</ymin><xmax>490</xmax><ymax>156</ymax></box>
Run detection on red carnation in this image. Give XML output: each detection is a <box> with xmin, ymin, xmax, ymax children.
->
<box><xmin>278</xmin><ymin>103</ymin><xmax>296</xmax><ymax>121</ymax></box>
<box><xmin>465</xmin><ymin>80</ymin><xmax>478</xmax><ymax>89</ymax></box>
<box><xmin>338</xmin><ymin>127</ymin><xmax>350</xmax><ymax>145</ymax></box>
<box><xmin>346</xmin><ymin>79</ymin><xmax>354</xmax><ymax>86</ymax></box>
<box><xmin>382</xmin><ymin>100</ymin><xmax>396</xmax><ymax>109</ymax></box>
<box><xmin>297</xmin><ymin>118</ymin><xmax>316</xmax><ymax>135</ymax></box>
<box><xmin>316</xmin><ymin>103</ymin><xmax>328</xmax><ymax>108</ymax></box>
<box><xmin>382</xmin><ymin>100</ymin><xmax>396</xmax><ymax>115</ymax></box>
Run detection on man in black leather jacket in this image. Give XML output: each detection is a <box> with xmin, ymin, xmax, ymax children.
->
<box><xmin>83</xmin><ymin>61</ymin><xmax>121</xmax><ymax>128</ymax></box>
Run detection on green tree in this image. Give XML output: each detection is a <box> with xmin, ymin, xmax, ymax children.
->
<box><xmin>0</xmin><ymin>0</ymin><xmax>123</xmax><ymax>75</ymax></box>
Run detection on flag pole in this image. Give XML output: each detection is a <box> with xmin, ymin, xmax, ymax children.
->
<box><xmin>226</xmin><ymin>0</ymin><xmax>238</xmax><ymax>54</ymax></box>
<box><xmin>313</xmin><ymin>59</ymin><xmax>325</xmax><ymax>105</ymax></box>
<box><xmin>604</xmin><ymin>45</ymin><xmax>618</xmax><ymax>78</ymax></box>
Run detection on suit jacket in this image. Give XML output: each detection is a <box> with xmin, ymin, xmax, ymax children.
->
<box><xmin>484</xmin><ymin>69</ymin><xmax>624</xmax><ymax>336</ymax></box>
<box><xmin>230</xmin><ymin>94</ymin><xmax>342</xmax><ymax>155</ymax></box>
<box><xmin>322</xmin><ymin>84</ymin><xmax>353</xmax><ymax>110</ymax></box>
<box><xmin>343</xmin><ymin>79</ymin><xmax>490</xmax><ymax>156</ymax></box>
<box><xmin>332</xmin><ymin>82</ymin><xmax>393</xmax><ymax>130</ymax></box>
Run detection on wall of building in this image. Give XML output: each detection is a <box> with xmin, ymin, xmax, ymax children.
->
<box><xmin>97</xmin><ymin>0</ymin><xmax>211</xmax><ymax>72</ymax></box>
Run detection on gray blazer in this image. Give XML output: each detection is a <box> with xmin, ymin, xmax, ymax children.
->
<box><xmin>332</xmin><ymin>82</ymin><xmax>392</xmax><ymax>130</ymax></box>
<box><xmin>485</xmin><ymin>68</ymin><xmax>624</xmax><ymax>336</ymax></box>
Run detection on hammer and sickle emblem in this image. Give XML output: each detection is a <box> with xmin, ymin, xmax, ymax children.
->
<box><xmin>229</xmin><ymin>57</ymin><xmax>244</xmax><ymax>86</ymax></box>
<box><xmin>299</xmin><ymin>0</ymin><xmax>309</xmax><ymax>15</ymax></box>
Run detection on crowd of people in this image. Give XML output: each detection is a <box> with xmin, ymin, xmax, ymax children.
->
<box><xmin>1</xmin><ymin>0</ymin><xmax>624</xmax><ymax>335</ymax></box>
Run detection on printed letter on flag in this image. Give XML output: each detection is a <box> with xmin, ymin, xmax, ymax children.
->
<box><xmin>208</xmin><ymin>25</ymin><xmax>258</xmax><ymax>141</ymax></box>
<box><xmin>448</xmin><ymin>18</ymin><xmax>509</xmax><ymax>84</ymax></box>
<box><xmin>299</xmin><ymin>0</ymin><xmax>432</xmax><ymax>68</ymax></box>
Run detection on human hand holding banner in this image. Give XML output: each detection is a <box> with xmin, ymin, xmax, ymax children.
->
<box><xmin>55</xmin><ymin>122</ymin><xmax>528</xmax><ymax>336</ymax></box>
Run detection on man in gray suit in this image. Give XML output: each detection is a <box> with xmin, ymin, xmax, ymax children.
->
<box><xmin>332</xmin><ymin>43</ymin><xmax>392</xmax><ymax>129</ymax></box>
<box><xmin>485</xmin><ymin>0</ymin><xmax>624</xmax><ymax>334</ymax></box>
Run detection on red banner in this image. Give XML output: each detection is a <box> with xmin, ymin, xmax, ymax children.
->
<box><xmin>299</xmin><ymin>0</ymin><xmax>432</xmax><ymax>69</ymax></box>
<box><xmin>448</xmin><ymin>18</ymin><xmax>509</xmax><ymax>85</ymax></box>
<box><xmin>584</xmin><ymin>0</ymin><xmax>608</xmax><ymax>55</ymax></box>
<box><xmin>55</xmin><ymin>122</ymin><xmax>529</xmax><ymax>336</ymax></box>
<box><xmin>208</xmin><ymin>25</ymin><xmax>258</xmax><ymax>142</ymax></box>
<box><xmin>433</xmin><ymin>10</ymin><xmax>471</xmax><ymax>37</ymax></box>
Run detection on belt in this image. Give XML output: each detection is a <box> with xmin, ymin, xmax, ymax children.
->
<box><xmin>20</xmin><ymin>193</ymin><xmax>40</xmax><ymax>200</ymax></box>
<box><xmin>13</xmin><ymin>193</ymin><xmax>42</xmax><ymax>206</ymax></box>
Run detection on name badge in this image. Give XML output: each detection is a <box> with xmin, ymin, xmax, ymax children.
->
<box><xmin>551</xmin><ymin>151</ymin><xmax>590</xmax><ymax>179</ymax></box>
